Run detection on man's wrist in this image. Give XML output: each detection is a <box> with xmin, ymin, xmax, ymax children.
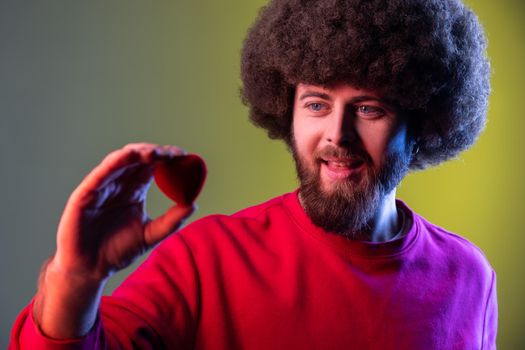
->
<box><xmin>33</xmin><ymin>258</ymin><xmax>107</xmax><ymax>339</ymax></box>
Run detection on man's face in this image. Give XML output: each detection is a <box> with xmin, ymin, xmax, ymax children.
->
<box><xmin>291</xmin><ymin>83</ymin><xmax>412</xmax><ymax>237</ymax></box>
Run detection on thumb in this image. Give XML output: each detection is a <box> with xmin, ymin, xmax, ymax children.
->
<box><xmin>144</xmin><ymin>204</ymin><xmax>196</xmax><ymax>247</ymax></box>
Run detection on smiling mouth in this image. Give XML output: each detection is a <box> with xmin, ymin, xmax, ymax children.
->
<box><xmin>320</xmin><ymin>157</ymin><xmax>365</xmax><ymax>180</ymax></box>
<box><xmin>321</xmin><ymin>157</ymin><xmax>364</xmax><ymax>168</ymax></box>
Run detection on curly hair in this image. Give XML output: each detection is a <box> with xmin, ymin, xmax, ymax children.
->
<box><xmin>240</xmin><ymin>0</ymin><xmax>490</xmax><ymax>169</ymax></box>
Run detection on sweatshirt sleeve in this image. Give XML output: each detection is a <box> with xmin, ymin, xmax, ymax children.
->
<box><xmin>482</xmin><ymin>270</ymin><xmax>498</xmax><ymax>350</ymax></box>
<box><xmin>9</xmin><ymin>232</ymin><xmax>201</xmax><ymax>350</ymax></box>
<box><xmin>8</xmin><ymin>301</ymin><xmax>105</xmax><ymax>350</ymax></box>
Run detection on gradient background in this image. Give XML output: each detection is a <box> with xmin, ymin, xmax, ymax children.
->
<box><xmin>0</xmin><ymin>0</ymin><xmax>523</xmax><ymax>348</ymax></box>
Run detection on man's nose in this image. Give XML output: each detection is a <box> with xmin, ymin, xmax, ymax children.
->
<box><xmin>325</xmin><ymin>106</ymin><xmax>358</xmax><ymax>147</ymax></box>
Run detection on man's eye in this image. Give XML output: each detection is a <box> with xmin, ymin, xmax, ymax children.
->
<box><xmin>307</xmin><ymin>103</ymin><xmax>325</xmax><ymax>112</ymax></box>
<box><xmin>356</xmin><ymin>105</ymin><xmax>385</xmax><ymax>118</ymax></box>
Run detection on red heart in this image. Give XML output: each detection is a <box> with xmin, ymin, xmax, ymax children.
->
<box><xmin>153</xmin><ymin>154</ymin><xmax>207</xmax><ymax>206</ymax></box>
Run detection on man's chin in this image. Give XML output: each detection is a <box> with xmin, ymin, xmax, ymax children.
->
<box><xmin>318</xmin><ymin>184</ymin><xmax>354</xmax><ymax>201</ymax></box>
<box><xmin>319</xmin><ymin>176</ymin><xmax>368</xmax><ymax>200</ymax></box>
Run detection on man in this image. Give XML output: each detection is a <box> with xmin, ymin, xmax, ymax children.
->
<box><xmin>10</xmin><ymin>0</ymin><xmax>497</xmax><ymax>349</ymax></box>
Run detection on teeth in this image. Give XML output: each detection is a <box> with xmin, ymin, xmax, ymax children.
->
<box><xmin>328</xmin><ymin>161</ymin><xmax>351</xmax><ymax>167</ymax></box>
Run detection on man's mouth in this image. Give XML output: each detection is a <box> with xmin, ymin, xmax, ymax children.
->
<box><xmin>320</xmin><ymin>157</ymin><xmax>365</xmax><ymax>180</ymax></box>
<box><xmin>321</xmin><ymin>157</ymin><xmax>364</xmax><ymax>168</ymax></box>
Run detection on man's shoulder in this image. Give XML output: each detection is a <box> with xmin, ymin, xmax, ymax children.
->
<box><xmin>176</xmin><ymin>191</ymin><xmax>295</xmax><ymax>240</ymax></box>
<box><xmin>413</xmin><ymin>210</ymin><xmax>495</xmax><ymax>275</ymax></box>
<box><xmin>230</xmin><ymin>192</ymin><xmax>291</xmax><ymax>219</ymax></box>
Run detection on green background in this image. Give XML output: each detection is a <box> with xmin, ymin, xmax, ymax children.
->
<box><xmin>0</xmin><ymin>0</ymin><xmax>523</xmax><ymax>347</ymax></box>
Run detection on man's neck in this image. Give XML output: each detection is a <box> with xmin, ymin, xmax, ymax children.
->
<box><xmin>364</xmin><ymin>189</ymin><xmax>402</xmax><ymax>243</ymax></box>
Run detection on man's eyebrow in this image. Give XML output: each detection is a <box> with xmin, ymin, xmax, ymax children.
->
<box><xmin>299</xmin><ymin>91</ymin><xmax>332</xmax><ymax>101</ymax></box>
<box><xmin>347</xmin><ymin>96</ymin><xmax>386</xmax><ymax>104</ymax></box>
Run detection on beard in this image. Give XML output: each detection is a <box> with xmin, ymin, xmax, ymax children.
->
<box><xmin>291</xmin><ymin>142</ymin><xmax>411</xmax><ymax>240</ymax></box>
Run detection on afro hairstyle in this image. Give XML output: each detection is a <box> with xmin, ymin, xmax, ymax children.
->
<box><xmin>240</xmin><ymin>0</ymin><xmax>490</xmax><ymax>170</ymax></box>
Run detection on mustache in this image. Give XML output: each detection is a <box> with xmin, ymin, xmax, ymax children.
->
<box><xmin>313</xmin><ymin>145</ymin><xmax>371</xmax><ymax>163</ymax></box>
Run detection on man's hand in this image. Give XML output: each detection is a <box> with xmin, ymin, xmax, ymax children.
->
<box><xmin>34</xmin><ymin>143</ymin><xmax>197</xmax><ymax>339</ymax></box>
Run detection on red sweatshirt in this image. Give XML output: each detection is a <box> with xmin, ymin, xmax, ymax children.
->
<box><xmin>10</xmin><ymin>191</ymin><xmax>498</xmax><ymax>349</ymax></box>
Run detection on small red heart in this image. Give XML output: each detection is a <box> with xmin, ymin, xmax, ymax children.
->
<box><xmin>153</xmin><ymin>154</ymin><xmax>207</xmax><ymax>206</ymax></box>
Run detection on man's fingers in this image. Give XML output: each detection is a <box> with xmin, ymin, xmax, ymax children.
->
<box><xmin>85</xmin><ymin>144</ymin><xmax>160</xmax><ymax>188</ymax></box>
<box><xmin>143</xmin><ymin>204</ymin><xmax>196</xmax><ymax>248</ymax></box>
<box><xmin>70</xmin><ymin>143</ymin><xmax>187</xmax><ymax>204</ymax></box>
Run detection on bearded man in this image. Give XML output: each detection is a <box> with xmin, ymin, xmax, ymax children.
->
<box><xmin>10</xmin><ymin>0</ymin><xmax>497</xmax><ymax>349</ymax></box>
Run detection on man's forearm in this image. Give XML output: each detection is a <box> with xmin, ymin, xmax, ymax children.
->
<box><xmin>33</xmin><ymin>257</ymin><xmax>107</xmax><ymax>339</ymax></box>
